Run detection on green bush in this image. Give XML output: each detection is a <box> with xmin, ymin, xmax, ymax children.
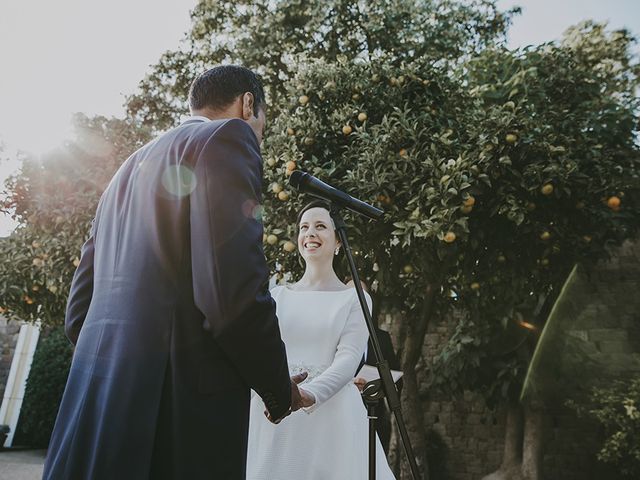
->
<box><xmin>569</xmin><ymin>379</ymin><xmax>640</xmax><ymax>479</ymax></box>
<box><xmin>13</xmin><ymin>326</ymin><xmax>73</xmax><ymax>447</ymax></box>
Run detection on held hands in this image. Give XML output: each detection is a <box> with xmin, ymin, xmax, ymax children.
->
<box><xmin>265</xmin><ymin>372</ymin><xmax>315</xmax><ymax>424</ymax></box>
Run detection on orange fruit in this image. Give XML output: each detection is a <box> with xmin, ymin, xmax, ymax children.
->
<box><xmin>403</xmin><ymin>265</ymin><xmax>414</xmax><ymax>274</ymax></box>
<box><xmin>285</xmin><ymin>161</ymin><xmax>297</xmax><ymax>171</ymax></box>
<box><xmin>283</xmin><ymin>241</ymin><xmax>296</xmax><ymax>253</ymax></box>
<box><xmin>607</xmin><ymin>196</ymin><xmax>621</xmax><ymax>209</ymax></box>
<box><xmin>399</xmin><ymin>148</ymin><xmax>408</xmax><ymax>157</ymax></box>
<box><xmin>463</xmin><ymin>196</ymin><xmax>476</xmax><ymax>207</ymax></box>
<box><xmin>298</xmin><ymin>95</ymin><xmax>309</xmax><ymax>105</ymax></box>
<box><xmin>286</xmin><ymin>127</ymin><xmax>295</xmax><ymax>136</ymax></box>
<box><xmin>505</xmin><ymin>133</ymin><xmax>518</xmax><ymax>144</ymax></box>
<box><xmin>272</xmin><ymin>183</ymin><xmax>283</xmax><ymax>194</ymax></box>
<box><xmin>358</xmin><ymin>112</ymin><xmax>367</xmax><ymax>122</ymax></box>
<box><xmin>278</xmin><ymin>191</ymin><xmax>290</xmax><ymax>201</ymax></box>
<box><xmin>470</xmin><ymin>282</ymin><xmax>481</xmax><ymax>291</ymax></box>
<box><xmin>461</xmin><ymin>205</ymin><xmax>473</xmax><ymax>214</ymax></box>
<box><xmin>342</xmin><ymin>125</ymin><xmax>352</xmax><ymax>135</ymax></box>
<box><xmin>266</xmin><ymin>234</ymin><xmax>278</xmax><ymax>245</ymax></box>
<box><xmin>541</xmin><ymin>184</ymin><xmax>554</xmax><ymax>196</ymax></box>
<box><xmin>443</xmin><ymin>232</ymin><xmax>457</xmax><ymax>243</ymax></box>
<box><xmin>497</xmin><ymin>255</ymin><xmax>506</xmax><ymax>263</ymax></box>
<box><xmin>266</xmin><ymin>157</ymin><xmax>277</xmax><ymax>167</ymax></box>
<box><xmin>540</xmin><ymin>231</ymin><xmax>551</xmax><ymax>241</ymax></box>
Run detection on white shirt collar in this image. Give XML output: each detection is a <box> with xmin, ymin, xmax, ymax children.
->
<box><xmin>180</xmin><ymin>115</ymin><xmax>211</xmax><ymax>124</ymax></box>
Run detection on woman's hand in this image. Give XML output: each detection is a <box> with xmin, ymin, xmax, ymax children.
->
<box><xmin>353</xmin><ymin>377</ymin><xmax>366</xmax><ymax>392</ymax></box>
<box><xmin>299</xmin><ymin>387</ymin><xmax>316</xmax><ymax>408</ymax></box>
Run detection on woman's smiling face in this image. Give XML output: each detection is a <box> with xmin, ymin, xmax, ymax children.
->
<box><xmin>297</xmin><ymin>207</ymin><xmax>340</xmax><ymax>264</ymax></box>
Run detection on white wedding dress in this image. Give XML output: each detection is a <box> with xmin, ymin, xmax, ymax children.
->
<box><xmin>247</xmin><ymin>285</ymin><xmax>396</xmax><ymax>480</ymax></box>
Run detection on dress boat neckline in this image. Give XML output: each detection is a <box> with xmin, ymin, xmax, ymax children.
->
<box><xmin>282</xmin><ymin>284</ymin><xmax>354</xmax><ymax>293</ymax></box>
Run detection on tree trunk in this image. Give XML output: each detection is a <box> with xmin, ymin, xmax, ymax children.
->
<box><xmin>481</xmin><ymin>402</ymin><xmax>546</xmax><ymax>480</ymax></box>
<box><xmin>521</xmin><ymin>406</ymin><xmax>544</xmax><ymax>480</ymax></box>
<box><xmin>395</xmin><ymin>283</ymin><xmax>438</xmax><ymax>480</ymax></box>
<box><xmin>481</xmin><ymin>402</ymin><xmax>524</xmax><ymax>480</ymax></box>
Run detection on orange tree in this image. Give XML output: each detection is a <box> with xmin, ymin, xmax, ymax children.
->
<box><xmin>434</xmin><ymin>23</ymin><xmax>640</xmax><ymax>480</ymax></box>
<box><xmin>0</xmin><ymin>115</ymin><xmax>150</xmax><ymax>324</ymax></box>
<box><xmin>257</xmin><ymin>22</ymin><xmax>639</xmax><ymax>479</ymax></box>
<box><xmin>126</xmin><ymin>0</ymin><xmax>516</xmax><ymax>132</ymax></box>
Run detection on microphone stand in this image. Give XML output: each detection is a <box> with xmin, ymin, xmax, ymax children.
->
<box><xmin>330</xmin><ymin>206</ymin><xmax>421</xmax><ymax>480</ymax></box>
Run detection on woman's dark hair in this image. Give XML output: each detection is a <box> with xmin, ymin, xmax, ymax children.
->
<box><xmin>188</xmin><ymin>65</ymin><xmax>265</xmax><ymax>116</ymax></box>
<box><xmin>296</xmin><ymin>200</ymin><xmax>333</xmax><ymax>227</ymax></box>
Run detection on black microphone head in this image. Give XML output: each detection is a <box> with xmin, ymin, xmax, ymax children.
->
<box><xmin>289</xmin><ymin>170</ymin><xmax>307</xmax><ymax>189</ymax></box>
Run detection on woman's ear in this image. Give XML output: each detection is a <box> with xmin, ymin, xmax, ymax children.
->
<box><xmin>242</xmin><ymin>92</ymin><xmax>255</xmax><ymax>120</ymax></box>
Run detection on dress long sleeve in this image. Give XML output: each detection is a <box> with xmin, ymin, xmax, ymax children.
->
<box><xmin>301</xmin><ymin>292</ymin><xmax>371</xmax><ymax>412</ymax></box>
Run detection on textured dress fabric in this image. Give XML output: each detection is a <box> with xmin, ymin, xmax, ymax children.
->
<box><xmin>247</xmin><ymin>286</ymin><xmax>396</xmax><ymax>479</ymax></box>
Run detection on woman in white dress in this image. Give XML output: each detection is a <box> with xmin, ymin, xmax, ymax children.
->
<box><xmin>247</xmin><ymin>200</ymin><xmax>395</xmax><ymax>479</ymax></box>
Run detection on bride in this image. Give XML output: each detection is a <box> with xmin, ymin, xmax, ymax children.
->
<box><xmin>246</xmin><ymin>200</ymin><xmax>395</xmax><ymax>479</ymax></box>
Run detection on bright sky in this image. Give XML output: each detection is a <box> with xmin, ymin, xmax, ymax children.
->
<box><xmin>0</xmin><ymin>0</ymin><xmax>639</xmax><ymax>236</ymax></box>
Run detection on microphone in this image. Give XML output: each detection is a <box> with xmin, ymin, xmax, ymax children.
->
<box><xmin>289</xmin><ymin>171</ymin><xmax>383</xmax><ymax>220</ymax></box>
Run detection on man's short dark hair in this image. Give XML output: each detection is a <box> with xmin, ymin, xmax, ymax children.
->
<box><xmin>188</xmin><ymin>65</ymin><xmax>265</xmax><ymax>115</ymax></box>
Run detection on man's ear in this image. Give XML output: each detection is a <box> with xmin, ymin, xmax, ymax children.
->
<box><xmin>242</xmin><ymin>92</ymin><xmax>255</xmax><ymax>120</ymax></box>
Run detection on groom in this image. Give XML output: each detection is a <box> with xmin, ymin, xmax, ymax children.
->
<box><xmin>44</xmin><ymin>66</ymin><xmax>304</xmax><ymax>479</ymax></box>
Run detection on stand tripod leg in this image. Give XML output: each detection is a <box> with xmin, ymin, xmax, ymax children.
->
<box><xmin>368</xmin><ymin>403</ymin><xmax>377</xmax><ymax>480</ymax></box>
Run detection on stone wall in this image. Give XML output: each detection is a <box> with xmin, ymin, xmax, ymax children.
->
<box><xmin>405</xmin><ymin>239</ymin><xmax>640</xmax><ymax>480</ymax></box>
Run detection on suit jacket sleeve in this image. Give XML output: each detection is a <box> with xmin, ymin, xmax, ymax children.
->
<box><xmin>189</xmin><ymin>119</ymin><xmax>291</xmax><ymax>419</ymax></box>
<box><xmin>65</xmin><ymin>219</ymin><xmax>97</xmax><ymax>345</ymax></box>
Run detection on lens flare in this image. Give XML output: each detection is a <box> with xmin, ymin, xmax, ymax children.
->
<box><xmin>161</xmin><ymin>165</ymin><xmax>197</xmax><ymax>197</ymax></box>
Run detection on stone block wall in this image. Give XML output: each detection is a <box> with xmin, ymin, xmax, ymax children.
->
<box><xmin>404</xmin><ymin>239</ymin><xmax>640</xmax><ymax>480</ymax></box>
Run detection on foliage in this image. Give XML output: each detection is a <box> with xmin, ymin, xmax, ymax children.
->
<box><xmin>126</xmin><ymin>0</ymin><xmax>518</xmax><ymax>131</ymax></box>
<box><xmin>260</xmin><ymin>21</ymin><xmax>640</xmax><ymax>406</ymax></box>
<box><xmin>430</xmin><ymin>22</ymin><xmax>640</xmax><ymax>404</ymax></box>
<box><xmin>568</xmin><ymin>379</ymin><xmax>640</xmax><ymax>479</ymax></box>
<box><xmin>13</xmin><ymin>327</ymin><xmax>73</xmax><ymax>447</ymax></box>
<box><xmin>0</xmin><ymin>115</ymin><xmax>151</xmax><ymax>325</ymax></box>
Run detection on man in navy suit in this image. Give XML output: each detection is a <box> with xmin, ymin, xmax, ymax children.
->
<box><xmin>44</xmin><ymin>66</ymin><xmax>304</xmax><ymax>479</ymax></box>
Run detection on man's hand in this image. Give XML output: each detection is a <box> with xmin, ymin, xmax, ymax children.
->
<box><xmin>264</xmin><ymin>372</ymin><xmax>308</xmax><ymax>424</ymax></box>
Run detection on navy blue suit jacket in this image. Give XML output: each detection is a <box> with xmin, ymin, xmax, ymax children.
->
<box><xmin>43</xmin><ymin>118</ymin><xmax>291</xmax><ymax>480</ymax></box>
